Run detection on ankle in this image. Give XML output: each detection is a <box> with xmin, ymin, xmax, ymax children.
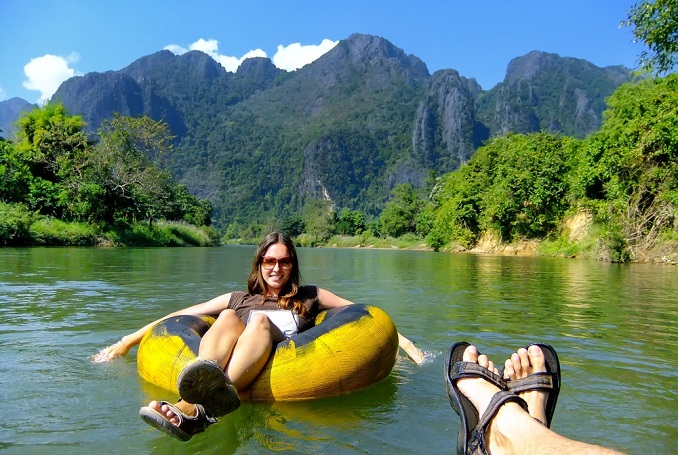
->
<box><xmin>176</xmin><ymin>401</ymin><xmax>198</xmax><ymax>417</ymax></box>
<box><xmin>486</xmin><ymin>402</ymin><xmax>525</xmax><ymax>453</ymax></box>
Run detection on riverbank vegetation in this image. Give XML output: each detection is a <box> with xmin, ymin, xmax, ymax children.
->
<box><xmin>0</xmin><ymin>106</ymin><xmax>218</xmax><ymax>247</ymax></box>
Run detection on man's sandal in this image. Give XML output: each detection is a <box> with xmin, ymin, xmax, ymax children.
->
<box><xmin>445</xmin><ymin>342</ymin><xmax>529</xmax><ymax>455</ymax></box>
<box><xmin>504</xmin><ymin>343</ymin><xmax>561</xmax><ymax>427</ymax></box>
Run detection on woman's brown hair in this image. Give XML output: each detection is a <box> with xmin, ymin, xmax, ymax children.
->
<box><xmin>247</xmin><ymin>232</ymin><xmax>307</xmax><ymax>317</ymax></box>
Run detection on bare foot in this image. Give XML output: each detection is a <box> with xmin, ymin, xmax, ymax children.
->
<box><xmin>147</xmin><ymin>400</ymin><xmax>197</xmax><ymax>426</ymax></box>
<box><xmin>456</xmin><ymin>345</ymin><xmax>526</xmax><ymax>454</ymax></box>
<box><xmin>503</xmin><ymin>345</ymin><xmax>548</xmax><ymax>425</ymax></box>
<box><xmin>456</xmin><ymin>345</ymin><xmax>502</xmax><ymax>416</ymax></box>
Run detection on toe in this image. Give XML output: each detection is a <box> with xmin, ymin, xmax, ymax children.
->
<box><xmin>503</xmin><ymin>358</ymin><xmax>516</xmax><ymax>380</ymax></box>
<box><xmin>517</xmin><ymin>348</ymin><xmax>530</xmax><ymax>373</ymax></box>
<box><xmin>463</xmin><ymin>345</ymin><xmax>480</xmax><ymax>363</ymax></box>
<box><xmin>478</xmin><ymin>354</ymin><xmax>490</xmax><ymax>369</ymax></box>
<box><xmin>527</xmin><ymin>345</ymin><xmax>547</xmax><ymax>373</ymax></box>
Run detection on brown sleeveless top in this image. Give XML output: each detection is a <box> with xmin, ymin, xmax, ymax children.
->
<box><xmin>227</xmin><ymin>285</ymin><xmax>320</xmax><ymax>333</ymax></box>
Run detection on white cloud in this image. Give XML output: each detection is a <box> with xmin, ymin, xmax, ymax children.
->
<box><xmin>165</xmin><ymin>38</ymin><xmax>267</xmax><ymax>72</ymax></box>
<box><xmin>165</xmin><ymin>38</ymin><xmax>338</xmax><ymax>73</ymax></box>
<box><xmin>0</xmin><ymin>86</ymin><xmax>6</xmax><ymax>101</ymax></box>
<box><xmin>272</xmin><ymin>39</ymin><xmax>338</xmax><ymax>71</ymax></box>
<box><xmin>164</xmin><ymin>44</ymin><xmax>187</xmax><ymax>55</ymax></box>
<box><xmin>23</xmin><ymin>53</ymin><xmax>80</xmax><ymax>104</ymax></box>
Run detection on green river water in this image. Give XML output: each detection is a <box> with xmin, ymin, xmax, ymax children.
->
<box><xmin>0</xmin><ymin>246</ymin><xmax>676</xmax><ymax>454</ymax></box>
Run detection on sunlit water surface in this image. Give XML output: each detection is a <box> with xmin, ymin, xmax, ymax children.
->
<box><xmin>1</xmin><ymin>247</ymin><xmax>676</xmax><ymax>454</ymax></box>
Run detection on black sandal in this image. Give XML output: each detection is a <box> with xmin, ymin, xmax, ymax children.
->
<box><xmin>139</xmin><ymin>401</ymin><xmax>216</xmax><ymax>442</ymax></box>
<box><xmin>177</xmin><ymin>359</ymin><xmax>241</xmax><ymax>417</ymax></box>
<box><xmin>503</xmin><ymin>343</ymin><xmax>561</xmax><ymax>427</ymax></box>
<box><xmin>445</xmin><ymin>341</ymin><xmax>529</xmax><ymax>455</ymax></box>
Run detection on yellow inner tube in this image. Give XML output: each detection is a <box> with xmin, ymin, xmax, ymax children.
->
<box><xmin>137</xmin><ymin>304</ymin><xmax>399</xmax><ymax>401</ymax></box>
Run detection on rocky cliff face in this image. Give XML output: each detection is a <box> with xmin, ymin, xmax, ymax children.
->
<box><xmin>0</xmin><ymin>97</ymin><xmax>36</xmax><ymax>139</ymax></box>
<box><xmin>39</xmin><ymin>36</ymin><xmax>632</xmax><ymax>228</ymax></box>
<box><xmin>477</xmin><ymin>51</ymin><xmax>633</xmax><ymax>138</ymax></box>
<box><xmin>412</xmin><ymin>69</ymin><xmax>478</xmax><ymax>174</ymax></box>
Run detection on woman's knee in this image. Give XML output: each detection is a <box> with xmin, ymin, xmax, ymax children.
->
<box><xmin>211</xmin><ymin>309</ymin><xmax>244</xmax><ymax>331</ymax></box>
<box><xmin>246</xmin><ymin>313</ymin><xmax>273</xmax><ymax>332</ymax></box>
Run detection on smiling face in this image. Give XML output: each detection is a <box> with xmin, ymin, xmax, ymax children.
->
<box><xmin>261</xmin><ymin>242</ymin><xmax>293</xmax><ymax>296</ymax></box>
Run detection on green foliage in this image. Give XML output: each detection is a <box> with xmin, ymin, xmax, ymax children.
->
<box><xmin>0</xmin><ymin>202</ymin><xmax>33</xmax><ymax>245</ymax></box>
<box><xmin>481</xmin><ymin>133</ymin><xmax>571</xmax><ymax>240</ymax></box>
<box><xmin>624</xmin><ymin>0</ymin><xmax>678</xmax><ymax>74</ymax></box>
<box><xmin>574</xmin><ymin>75</ymin><xmax>678</xmax><ymax>258</ymax></box>
<box><xmin>335</xmin><ymin>208</ymin><xmax>366</xmax><ymax>236</ymax></box>
<box><xmin>0</xmin><ymin>105</ymin><xmax>216</xmax><ymax>247</ymax></box>
<box><xmin>378</xmin><ymin>184</ymin><xmax>423</xmax><ymax>237</ymax></box>
<box><xmin>106</xmin><ymin>221</ymin><xmax>219</xmax><ymax>247</ymax></box>
<box><xmin>428</xmin><ymin>133</ymin><xmax>571</xmax><ymax>248</ymax></box>
<box><xmin>302</xmin><ymin>199</ymin><xmax>335</xmax><ymax>243</ymax></box>
<box><xmin>279</xmin><ymin>213</ymin><xmax>306</xmax><ymax>237</ymax></box>
<box><xmin>29</xmin><ymin>218</ymin><xmax>97</xmax><ymax>246</ymax></box>
<box><xmin>0</xmin><ymin>139</ymin><xmax>32</xmax><ymax>203</ymax></box>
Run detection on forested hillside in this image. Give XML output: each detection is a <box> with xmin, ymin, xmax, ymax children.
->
<box><xmin>49</xmin><ymin>33</ymin><xmax>633</xmax><ymax>235</ymax></box>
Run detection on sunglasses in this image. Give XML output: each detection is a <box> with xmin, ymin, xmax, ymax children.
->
<box><xmin>261</xmin><ymin>256</ymin><xmax>293</xmax><ymax>270</ymax></box>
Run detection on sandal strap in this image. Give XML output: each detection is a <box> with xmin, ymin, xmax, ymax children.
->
<box><xmin>506</xmin><ymin>372</ymin><xmax>556</xmax><ymax>394</ymax></box>
<box><xmin>158</xmin><ymin>401</ymin><xmax>216</xmax><ymax>436</ymax></box>
<box><xmin>452</xmin><ymin>361</ymin><xmax>507</xmax><ymax>391</ymax></box>
<box><xmin>469</xmin><ymin>391</ymin><xmax>528</xmax><ymax>455</ymax></box>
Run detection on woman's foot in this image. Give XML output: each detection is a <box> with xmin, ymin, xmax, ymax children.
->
<box><xmin>139</xmin><ymin>400</ymin><xmax>217</xmax><ymax>441</ymax></box>
<box><xmin>177</xmin><ymin>359</ymin><xmax>241</xmax><ymax>417</ymax></box>
<box><xmin>503</xmin><ymin>345</ymin><xmax>551</xmax><ymax>426</ymax></box>
<box><xmin>146</xmin><ymin>400</ymin><xmax>197</xmax><ymax>426</ymax></box>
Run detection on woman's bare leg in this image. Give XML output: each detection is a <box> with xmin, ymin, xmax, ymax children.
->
<box><xmin>197</xmin><ymin>309</ymin><xmax>245</xmax><ymax>368</ymax></box>
<box><xmin>223</xmin><ymin>312</ymin><xmax>281</xmax><ymax>390</ymax></box>
<box><xmin>145</xmin><ymin>311</ymin><xmax>280</xmax><ymax>422</ymax></box>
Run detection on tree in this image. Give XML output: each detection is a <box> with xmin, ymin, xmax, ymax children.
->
<box><xmin>302</xmin><ymin>199</ymin><xmax>335</xmax><ymax>242</ymax></box>
<box><xmin>624</xmin><ymin>0</ymin><xmax>678</xmax><ymax>74</ymax></box>
<box><xmin>94</xmin><ymin>115</ymin><xmax>177</xmax><ymax>225</ymax></box>
<box><xmin>577</xmin><ymin>75</ymin><xmax>678</xmax><ymax>258</ymax></box>
<box><xmin>378</xmin><ymin>184</ymin><xmax>422</xmax><ymax>237</ymax></box>
<box><xmin>14</xmin><ymin>103</ymin><xmax>96</xmax><ymax>219</ymax></box>
<box><xmin>336</xmin><ymin>208</ymin><xmax>366</xmax><ymax>236</ymax></box>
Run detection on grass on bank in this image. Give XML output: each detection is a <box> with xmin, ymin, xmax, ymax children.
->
<box><xmin>0</xmin><ymin>202</ymin><xmax>219</xmax><ymax>247</ymax></box>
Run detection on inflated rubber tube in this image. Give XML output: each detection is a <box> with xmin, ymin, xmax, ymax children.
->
<box><xmin>137</xmin><ymin>304</ymin><xmax>399</xmax><ymax>401</ymax></box>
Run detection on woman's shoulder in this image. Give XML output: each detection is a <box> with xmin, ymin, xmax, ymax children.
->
<box><xmin>227</xmin><ymin>290</ymin><xmax>258</xmax><ymax>307</ymax></box>
<box><xmin>297</xmin><ymin>285</ymin><xmax>319</xmax><ymax>298</ymax></box>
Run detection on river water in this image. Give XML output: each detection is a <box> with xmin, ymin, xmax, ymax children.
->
<box><xmin>0</xmin><ymin>246</ymin><xmax>676</xmax><ymax>454</ymax></box>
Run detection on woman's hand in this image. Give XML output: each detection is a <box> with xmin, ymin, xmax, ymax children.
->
<box><xmin>405</xmin><ymin>344</ymin><xmax>426</xmax><ymax>365</ymax></box>
<box><xmin>91</xmin><ymin>338</ymin><xmax>132</xmax><ymax>362</ymax></box>
<box><xmin>398</xmin><ymin>333</ymin><xmax>426</xmax><ymax>365</ymax></box>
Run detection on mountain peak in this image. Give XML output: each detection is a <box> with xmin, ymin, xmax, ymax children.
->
<box><xmin>299</xmin><ymin>33</ymin><xmax>429</xmax><ymax>90</ymax></box>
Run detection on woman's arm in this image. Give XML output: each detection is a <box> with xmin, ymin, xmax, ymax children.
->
<box><xmin>317</xmin><ymin>288</ymin><xmax>426</xmax><ymax>365</ymax></box>
<box><xmin>91</xmin><ymin>292</ymin><xmax>233</xmax><ymax>362</ymax></box>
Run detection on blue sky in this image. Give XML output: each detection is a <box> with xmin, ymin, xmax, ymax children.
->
<box><xmin>0</xmin><ymin>0</ymin><xmax>645</xmax><ymax>104</ymax></box>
